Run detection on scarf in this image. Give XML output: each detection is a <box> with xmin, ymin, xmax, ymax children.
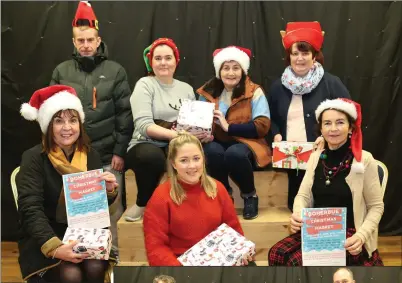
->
<box><xmin>281</xmin><ymin>61</ymin><xmax>324</xmax><ymax>95</ymax></box>
<box><xmin>48</xmin><ymin>146</ymin><xmax>87</xmax><ymax>224</ymax></box>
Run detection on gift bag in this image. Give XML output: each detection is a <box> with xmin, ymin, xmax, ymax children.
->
<box><xmin>62</xmin><ymin>227</ymin><xmax>112</xmax><ymax>260</ymax></box>
<box><xmin>177</xmin><ymin>223</ymin><xmax>255</xmax><ymax>266</ymax></box>
<box><xmin>175</xmin><ymin>99</ymin><xmax>215</xmax><ymax>137</ymax></box>
<box><xmin>272</xmin><ymin>142</ymin><xmax>314</xmax><ymax>170</ymax></box>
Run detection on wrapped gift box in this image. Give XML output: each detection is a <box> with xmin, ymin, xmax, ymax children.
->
<box><xmin>177</xmin><ymin>223</ymin><xmax>255</xmax><ymax>266</ymax></box>
<box><xmin>176</xmin><ymin>99</ymin><xmax>215</xmax><ymax>137</ymax></box>
<box><xmin>62</xmin><ymin>227</ymin><xmax>112</xmax><ymax>260</ymax></box>
<box><xmin>272</xmin><ymin>141</ymin><xmax>315</xmax><ymax>170</ymax></box>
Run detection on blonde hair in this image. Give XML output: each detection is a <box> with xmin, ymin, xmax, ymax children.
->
<box><xmin>167</xmin><ymin>132</ymin><xmax>217</xmax><ymax>205</ymax></box>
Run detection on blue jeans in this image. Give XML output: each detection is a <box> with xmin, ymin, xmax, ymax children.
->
<box><xmin>203</xmin><ymin>141</ymin><xmax>256</xmax><ymax>197</ymax></box>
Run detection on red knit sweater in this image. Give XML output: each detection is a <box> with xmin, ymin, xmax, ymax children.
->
<box><xmin>143</xmin><ymin>178</ymin><xmax>243</xmax><ymax>266</ymax></box>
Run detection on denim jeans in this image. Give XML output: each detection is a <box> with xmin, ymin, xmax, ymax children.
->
<box><xmin>203</xmin><ymin>141</ymin><xmax>256</xmax><ymax>197</ymax></box>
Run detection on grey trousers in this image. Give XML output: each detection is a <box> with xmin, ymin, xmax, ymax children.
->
<box><xmin>103</xmin><ymin>164</ymin><xmax>124</xmax><ymax>252</ymax></box>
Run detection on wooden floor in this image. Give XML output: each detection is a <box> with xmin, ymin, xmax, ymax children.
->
<box><xmin>2</xmin><ymin>237</ymin><xmax>401</xmax><ymax>282</ymax></box>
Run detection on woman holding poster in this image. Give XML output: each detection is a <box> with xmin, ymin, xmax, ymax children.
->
<box><xmin>17</xmin><ymin>85</ymin><xmax>119</xmax><ymax>283</ymax></box>
<box><xmin>143</xmin><ymin>133</ymin><xmax>253</xmax><ymax>266</ymax></box>
<box><xmin>125</xmin><ymin>38</ymin><xmax>196</xmax><ymax>222</ymax></box>
<box><xmin>268</xmin><ymin>98</ymin><xmax>384</xmax><ymax>266</ymax></box>
<box><xmin>268</xmin><ymin>22</ymin><xmax>351</xmax><ymax>211</ymax></box>
<box><xmin>197</xmin><ymin>46</ymin><xmax>271</xmax><ymax>220</ymax></box>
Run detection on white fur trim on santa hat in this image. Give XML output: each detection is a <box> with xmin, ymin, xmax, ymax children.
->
<box><xmin>315</xmin><ymin>99</ymin><xmax>357</xmax><ymax>122</ymax></box>
<box><xmin>37</xmin><ymin>91</ymin><xmax>85</xmax><ymax>133</ymax></box>
<box><xmin>213</xmin><ymin>46</ymin><xmax>250</xmax><ymax>79</ymax></box>
<box><xmin>20</xmin><ymin>103</ymin><xmax>38</xmax><ymax>120</ymax></box>
<box><xmin>351</xmin><ymin>162</ymin><xmax>365</xmax><ymax>174</ymax></box>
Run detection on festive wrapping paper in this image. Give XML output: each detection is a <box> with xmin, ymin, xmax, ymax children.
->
<box><xmin>272</xmin><ymin>142</ymin><xmax>315</xmax><ymax>170</ymax></box>
<box><xmin>177</xmin><ymin>223</ymin><xmax>255</xmax><ymax>266</ymax></box>
<box><xmin>62</xmin><ymin>227</ymin><xmax>112</xmax><ymax>260</ymax></box>
<box><xmin>176</xmin><ymin>99</ymin><xmax>215</xmax><ymax>137</ymax></box>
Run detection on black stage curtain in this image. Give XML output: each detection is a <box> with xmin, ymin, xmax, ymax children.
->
<box><xmin>114</xmin><ymin>266</ymin><xmax>402</xmax><ymax>283</ymax></box>
<box><xmin>2</xmin><ymin>1</ymin><xmax>401</xmax><ymax>240</ymax></box>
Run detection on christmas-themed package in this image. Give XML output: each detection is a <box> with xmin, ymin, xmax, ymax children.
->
<box><xmin>62</xmin><ymin>227</ymin><xmax>112</xmax><ymax>260</ymax></box>
<box><xmin>175</xmin><ymin>99</ymin><xmax>215</xmax><ymax>137</ymax></box>
<box><xmin>272</xmin><ymin>142</ymin><xmax>315</xmax><ymax>170</ymax></box>
<box><xmin>177</xmin><ymin>223</ymin><xmax>255</xmax><ymax>266</ymax></box>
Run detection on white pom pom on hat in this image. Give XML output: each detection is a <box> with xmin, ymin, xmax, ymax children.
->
<box><xmin>20</xmin><ymin>102</ymin><xmax>39</xmax><ymax>121</ymax></box>
<box><xmin>20</xmin><ymin>85</ymin><xmax>85</xmax><ymax>134</ymax></box>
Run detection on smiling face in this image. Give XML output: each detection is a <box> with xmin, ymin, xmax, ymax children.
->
<box><xmin>171</xmin><ymin>142</ymin><xmax>204</xmax><ymax>185</ymax></box>
<box><xmin>152</xmin><ymin>44</ymin><xmax>177</xmax><ymax>79</ymax></box>
<box><xmin>220</xmin><ymin>61</ymin><xmax>243</xmax><ymax>91</ymax></box>
<box><xmin>289</xmin><ymin>42</ymin><xmax>315</xmax><ymax>76</ymax></box>
<box><xmin>52</xmin><ymin>110</ymin><xmax>81</xmax><ymax>151</ymax></box>
<box><xmin>320</xmin><ymin>109</ymin><xmax>353</xmax><ymax>150</ymax></box>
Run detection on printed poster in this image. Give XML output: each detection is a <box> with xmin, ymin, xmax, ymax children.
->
<box><xmin>62</xmin><ymin>169</ymin><xmax>110</xmax><ymax>228</ymax></box>
<box><xmin>301</xmin><ymin>207</ymin><xmax>347</xmax><ymax>266</ymax></box>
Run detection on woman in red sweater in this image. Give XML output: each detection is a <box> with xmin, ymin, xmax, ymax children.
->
<box><xmin>143</xmin><ymin>133</ymin><xmax>248</xmax><ymax>266</ymax></box>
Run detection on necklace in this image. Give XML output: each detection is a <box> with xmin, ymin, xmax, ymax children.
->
<box><xmin>321</xmin><ymin>150</ymin><xmax>353</xmax><ymax>186</ymax></box>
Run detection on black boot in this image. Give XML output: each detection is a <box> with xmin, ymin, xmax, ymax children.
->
<box><xmin>243</xmin><ymin>195</ymin><xmax>258</xmax><ymax>220</ymax></box>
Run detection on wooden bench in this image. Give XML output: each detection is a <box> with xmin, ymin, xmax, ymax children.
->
<box><xmin>117</xmin><ymin>169</ymin><xmax>292</xmax><ymax>266</ymax></box>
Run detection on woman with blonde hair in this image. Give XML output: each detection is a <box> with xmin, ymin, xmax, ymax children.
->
<box><xmin>143</xmin><ymin>133</ymin><xmax>248</xmax><ymax>266</ymax></box>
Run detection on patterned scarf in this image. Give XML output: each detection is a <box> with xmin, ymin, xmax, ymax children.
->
<box><xmin>281</xmin><ymin>62</ymin><xmax>324</xmax><ymax>95</ymax></box>
<box><xmin>48</xmin><ymin>146</ymin><xmax>87</xmax><ymax>224</ymax></box>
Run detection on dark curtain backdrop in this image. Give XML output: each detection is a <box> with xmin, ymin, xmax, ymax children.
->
<box><xmin>114</xmin><ymin>266</ymin><xmax>402</xmax><ymax>283</ymax></box>
<box><xmin>2</xmin><ymin>1</ymin><xmax>402</xmax><ymax>240</ymax></box>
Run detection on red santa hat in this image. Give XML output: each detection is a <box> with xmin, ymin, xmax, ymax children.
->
<box><xmin>213</xmin><ymin>46</ymin><xmax>252</xmax><ymax>79</ymax></box>
<box><xmin>281</xmin><ymin>22</ymin><xmax>325</xmax><ymax>51</ymax></box>
<box><xmin>72</xmin><ymin>1</ymin><xmax>99</xmax><ymax>30</ymax></box>
<box><xmin>20</xmin><ymin>85</ymin><xmax>85</xmax><ymax>134</ymax></box>
<box><xmin>315</xmin><ymin>98</ymin><xmax>364</xmax><ymax>173</ymax></box>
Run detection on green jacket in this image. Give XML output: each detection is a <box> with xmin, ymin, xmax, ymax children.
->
<box><xmin>50</xmin><ymin>42</ymin><xmax>133</xmax><ymax>165</ymax></box>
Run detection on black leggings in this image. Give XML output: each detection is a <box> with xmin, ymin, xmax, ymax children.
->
<box><xmin>125</xmin><ymin>143</ymin><xmax>167</xmax><ymax>207</ymax></box>
<box><xmin>27</xmin><ymin>260</ymin><xmax>109</xmax><ymax>283</ymax></box>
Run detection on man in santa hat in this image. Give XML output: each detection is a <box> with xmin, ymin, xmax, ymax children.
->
<box><xmin>50</xmin><ymin>1</ymin><xmax>133</xmax><ymax>254</ymax></box>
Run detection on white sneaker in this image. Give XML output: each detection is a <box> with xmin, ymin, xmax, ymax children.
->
<box><xmin>124</xmin><ymin>204</ymin><xmax>145</xmax><ymax>222</ymax></box>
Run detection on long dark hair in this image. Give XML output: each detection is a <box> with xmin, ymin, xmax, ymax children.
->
<box><xmin>203</xmin><ymin>67</ymin><xmax>247</xmax><ymax>100</ymax></box>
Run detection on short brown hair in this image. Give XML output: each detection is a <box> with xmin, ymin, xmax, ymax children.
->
<box><xmin>42</xmin><ymin>109</ymin><xmax>90</xmax><ymax>154</ymax></box>
<box><xmin>285</xmin><ymin>41</ymin><xmax>324</xmax><ymax>66</ymax></box>
<box><xmin>72</xmin><ymin>26</ymin><xmax>99</xmax><ymax>38</ymax></box>
<box><xmin>153</xmin><ymin>275</ymin><xmax>176</xmax><ymax>283</ymax></box>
